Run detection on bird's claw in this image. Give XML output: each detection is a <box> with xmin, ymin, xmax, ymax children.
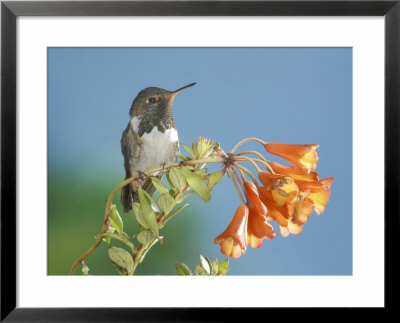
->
<box><xmin>137</xmin><ymin>170</ymin><xmax>147</xmax><ymax>181</ymax></box>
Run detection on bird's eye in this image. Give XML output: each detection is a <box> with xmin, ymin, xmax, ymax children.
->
<box><xmin>149</xmin><ymin>97</ymin><xmax>157</xmax><ymax>104</ymax></box>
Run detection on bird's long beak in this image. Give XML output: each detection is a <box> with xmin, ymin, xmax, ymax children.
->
<box><xmin>170</xmin><ymin>82</ymin><xmax>196</xmax><ymax>97</ymax></box>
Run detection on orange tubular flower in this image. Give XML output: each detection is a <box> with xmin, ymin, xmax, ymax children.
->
<box><xmin>244</xmin><ymin>180</ymin><xmax>268</xmax><ymax>216</ymax></box>
<box><xmin>294</xmin><ymin>178</ymin><xmax>334</xmax><ymax>215</ymax></box>
<box><xmin>258</xmin><ymin>186</ymin><xmax>302</xmax><ymax>237</ymax></box>
<box><xmin>214</xmin><ymin>204</ymin><xmax>249</xmax><ymax>259</ymax></box>
<box><xmin>258</xmin><ymin>171</ymin><xmax>299</xmax><ymax>207</ymax></box>
<box><xmin>243</xmin><ymin>181</ymin><xmax>275</xmax><ymax>248</ymax></box>
<box><xmin>264</xmin><ymin>143</ymin><xmax>319</xmax><ymax>173</ymax></box>
<box><xmin>259</xmin><ymin>152</ymin><xmax>334</xmax><ymax>233</ymax></box>
<box><xmin>247</xmin><ymin>202</ymin><xmax>275</xmax><ymax>248</ymax></box>
<box><xmin>214</xmin><ymin>139</ymin><xmax>333</xmax><ymax>258</ymax></box>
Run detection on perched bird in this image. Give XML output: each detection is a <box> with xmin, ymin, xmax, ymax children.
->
<box><xmin>120</xmin><ymin>83</ymin><xmax>196</xmax><ymax>212</ymax></box>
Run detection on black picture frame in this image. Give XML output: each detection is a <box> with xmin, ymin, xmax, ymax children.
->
<box><xmin>1</xmin><ymin>0</ymin><xmax>399</xmax><ymax>321</ymax></box>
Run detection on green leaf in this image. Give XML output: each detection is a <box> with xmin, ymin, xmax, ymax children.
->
<box><xmin>132</xmin><ymin>202</ymin><xmax>149</xmax><ymax>229</ymax></box>
<box><xmin>195</xmin><ymin>168</ymin><xmax>207</xmax><ymax>178</ymax></box>
<box><xmin>199</xmin><ymin>254</ymin><xmax>211</xmax><ymax>275</ymax></box>
<box><xmin>151</xmin><ymin>177</ymin><xmax>169</xmax><ymax>194</ymax></box>
<box><xmin>197</xmin><ymin>137</ymin><xmax>213</xmax><ymax>158</ymax></box>
<box><xmin>195</xmin><ymin>265</ymin><xmax>208</xmax><ymax>276</ymax></box>
<box><xmin>217</xmin><ymin>259</ymin><xmax>229</xmax><ymax>275</ymax></box>
<box><xmin>109</xmin><ymin>204</ymin><xmax>123</xmax><ymax>234</ymax></box>
<box><xmin>207</xmin><ymin>170</ymin><xmax>224</xmax><ymax>190</ymax></box>
<box><xmin>181</xmin><ymin>143</ymin><xmax>196</xmax><ymax>159</ymax></box>
<box><xmin>192</xmin><ymin>142</ymin><xmax>199</xmax><ymax>157</ymax></box>
<box><xmin>140</xmin><ymin>187</ymin><xmax>161</xmax><ymax>213</ymax></box>
<box><xmin>175</xmin><ymin>263</ymin><xmax>193</xmax><ymax>276</ymax></box>
<box><xmin>167</xmin><ymin>167</ymin><xmax>187</xmax><ymax>191</ymax></box>
<box><xmin>204</xmin><ymin>255</ymin><xmax>214</xmax><ymax>273</ymax></box>
<box><xmin>108</xmin><ymin>246</ymin><xmax>134</xmax><ymax>275</ymax></box>
<box><xmin>196</xmin><ymin>141</ymin><xmax>208</xmax><ymax>158</ymax></box>
<box><xmin>137</xmin><ymin>229</ymin><xmax>156</xmax><ymax>245</ymax></box>
<box><xmin>138</xmin><ymin>188</ymin><xmax>159</xmax><ymax>237</ymax></box>
<box><xmin>157</xmin><ymin>192</ymin><xmax>176</xmax><ymax>215</ymax></box>
<box><xmin>212</xmin><ymin>258</ymin><xmax>219</xmax><ymax>275</ymax></box>
<box><xmin>102</xmin><ymin>232</ymin><xmax>135</xmax><ymax>252</ymax></box>
<box><xmin>180</xmin><ymin>167</ymin><xmax>211</xmax><ymax>202</ymax></box>
<box><xmin>102</xmin><ymin>226</ymin><xmax>115</xmax><ymax>244</ymax></box>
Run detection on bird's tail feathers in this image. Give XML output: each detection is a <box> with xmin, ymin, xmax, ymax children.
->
<box><xmin>121</xmin><ymin>184</ymin><xmax>133</xmax><ymax>213</ymax></box>
<box><xmin>141</xmin><ymin>177</ymin><xmax>157</xmax><ymax>199</ymax></box>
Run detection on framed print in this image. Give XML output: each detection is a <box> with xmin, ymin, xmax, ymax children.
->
<box><xmin>1</xmin><ymin>0</ymin><xmax>399</xmax><ymax>321</ymax></box>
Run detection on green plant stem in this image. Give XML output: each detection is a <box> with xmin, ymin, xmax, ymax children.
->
<box><xmin>69</xmin><ymin>156</ymin><xmax>225</xmax><ymax>276</ymax></box>
<box><xmin>130</xmin><ymin>184</ymin><xmax>194</xmax><ymax>273</ymax></box>
<box><xmin>235</xmin><ymin>155</ymin><xmax>261</xmax><ymax>172</ymax></box>
<box><xmin>231</xmin><ymin>168</ymin><xmax>246</xmax><ymax>195</ymax></box>
<box><xmin>230</xmin><ymin>137</ymin><xmax>266</xmax><ymax>154</ymax></box>
<box><xmin>236</xmin><ymin>151</ymin><xmax>276</xmax><ymax>175</ymax></box>
<box><xmin>133</xmin><ymin>238</ymin><xmax>160</xmax><ymax>272</ymax></box>
<box><xmin>229</xmin><ymin>169</ymin><xmax>245</xmax><ymax>205</ymax></box>
<box><xmin>235</xmin><ymin>164</ymin><xmax>258</xmax><ymax>185</ymax></box>
<box><xmin>252</xmin><ymin>158</ymin><xmax>276</xmax><ymax>174</ymax></box>
<box><xmin>69</xmin><ymin>236</ymin><xmax>104</xmax><ymax>275</ymax></box>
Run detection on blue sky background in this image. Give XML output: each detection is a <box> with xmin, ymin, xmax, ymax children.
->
<box><xmin>48</xmin><ymin>47</ymin><xmax>352</xmax><ymax>275</ymax></box>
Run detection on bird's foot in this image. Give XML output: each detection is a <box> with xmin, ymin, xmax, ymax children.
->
<box><xmin>137</xmin><ymin>170</ymin><xmax>147</xmax><ymax>181</ymax></box>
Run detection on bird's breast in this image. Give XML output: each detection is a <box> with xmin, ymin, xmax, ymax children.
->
<box><xmin>129</xmin><ymin>117</ymin><xmax>179</xmax><ymax>173</ymax></box>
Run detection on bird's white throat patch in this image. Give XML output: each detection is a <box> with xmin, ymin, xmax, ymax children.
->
<box><xmin>129</xmin><ymin>117</ymin><xmax>179</xmax><ymax>172</ymax></box>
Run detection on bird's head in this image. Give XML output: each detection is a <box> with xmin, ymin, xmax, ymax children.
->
<box><xmin>130</xmin><ymin>83</ymin><xmax>196</xmax><ymax>119</ymax></box>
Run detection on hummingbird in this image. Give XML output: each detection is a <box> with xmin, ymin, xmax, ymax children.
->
<box><xmin>120</xmin><ymin>82</ymin><xmax>196</xmax><ymax>213</ymax></box>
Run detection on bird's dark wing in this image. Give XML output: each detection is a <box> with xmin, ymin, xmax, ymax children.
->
<box><xmin>121</xmin><ymin>124</ymin><xmax>134</xmax><ymax>177</ymax></box>
<box><xmin>120</xmin><ymin>124</ymin><xmax>135</xmax><ymax>212</ymax></box>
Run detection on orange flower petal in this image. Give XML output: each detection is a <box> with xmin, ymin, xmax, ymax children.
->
<box><xmin>247</xmin><ymin>203</ymin><xmax>275</xmax><ymax>241</ymax></box>
<box><xmin>292</xmin><ymin>179</ymin><xmax>332</xmax><ymax>215</ymax></box>
<box><xmin>258</xmin><ymin>172</ymin><xmax>298</xmax><ymax>207</ymax></box>
<box><xmin>220</xmin><ymin>238</ymin><xmax>233</xmax><ymax>256</ymax></box>
<box><xmin>247</xmin><ymin>230</ymin><xmax>264</xmax><ymax>248</ymax></box>
<box><xmin>259</xmin><ymin>188</ymin><xmax>289</xmax><ymax>227</ymax></box>
<box><xmin>244</xmin><ymin>180</ymin><xmax>268</xmax><ymax>217</ymax></box>
<box><xmin>308</xmin><ymin>188</ymin><xmax>331</xmax><ymax>215</ymax></box>
<box><xmin>319</xmin><ymin>177</ymin><xmax>335</xmax><ymax>187</ymax></box>
<box><xmin>293</xmin><ymin>196</ymin><xmax>314</xmax><ymax>225</ymax></box>
<box><xmin>259</xmin><ymin>186</ymin><xmax>305</xmax><ymax>237</ymax></box>
<box><xmin>258</xmin><ymin>171</ymin><xmax>277</xmax><ymax>188</ymax></box>
<box><xmin>230</xmin><ymin>244</ymin><xmax>243</xmax><ymax>259</ymax></box>
<box><xmin>214</xmin><ymin>204</ymin><xmax>248</xmax><ymax>251</ymax></box>
<box><xmin>271</xmin><ymin>179</ymin><xmax>298</xmax><ymax>207</ymax></box>
<box><xmin>279</xmin><ymin>220</ymin><xmax>303</xmax><ymax>238</ymax></box>
<box><xmin>259</xmin><ymin>187</ymin><xmax>290</xmax><ymax>217</ymax></box>
<box><xmin>287</xmin><ymin>222</ymin><xmax>303</xmax><ymax>235</ymax></box>
<box><xmin>294</xmin><ymin>178</ymin><xmax>333</xmax><ymax>192</ymax></box>
<box><xmin>280</xmin><ymin>226</ymin><xmax>290</xmax><ymax>237</ymax></box>
<box><xmin>269</xmin><ymin>161</ymin><xmax>319</xmax><ymax>181</ymax></box>
<box><xmin>220</xmin><ymin>238</ymin><xmax>244</xmax><ymax>259</ymax></box>
<box><xmin>264</xmin><ymin>143</ymin><xmax>319</xmax><ymax>173</ymax></box>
